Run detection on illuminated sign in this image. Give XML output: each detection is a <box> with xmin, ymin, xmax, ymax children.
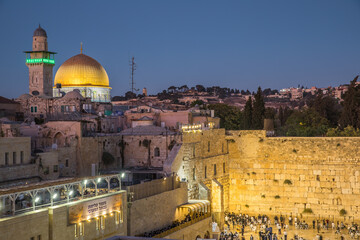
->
<box><xmin>68</xmin><ymin>194</ymin><xmax>122</xmax><ymax>223</ymax></box>
<box><xmin>181</xmin><ymin>124</ymin><xmax>202</xmax><ymax>132</ymax></box>
<box><xmin>26</xmin><ymin>58</ymin><xmax>55</xmax><ymax>64</ymax></box>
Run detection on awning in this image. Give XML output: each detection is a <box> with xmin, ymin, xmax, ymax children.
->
<box><xmin>178</xmin><ymin>200</ymin><xmax>210</xmax><ymax>212</ymax></box>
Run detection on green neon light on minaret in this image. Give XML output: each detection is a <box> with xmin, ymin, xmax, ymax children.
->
<box><xmin>26</xmin><ymin>58</ymin><xmax>55</xmax><ymax>64</ymax></box>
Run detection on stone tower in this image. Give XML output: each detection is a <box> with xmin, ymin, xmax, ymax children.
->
<box><xmin>25</xmin><ymin>25</ymin><xmax>56</xmax><ymax>97</ymax></box>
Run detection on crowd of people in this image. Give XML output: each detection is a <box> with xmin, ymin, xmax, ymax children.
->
<box><xmin>143</xmin><ymin>212</ymin><xmax>206</xmax><ymax>237</ymax></box>
<box><xmin>221</xmin><ymin>212</ymin><xmax>360</xmax><ymax>240</ymax></box>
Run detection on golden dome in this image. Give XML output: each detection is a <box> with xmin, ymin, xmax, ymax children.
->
<box><xmin>54</xmin><ymin>53</ymin><xmax>110</xmax><ymax>88</ymax></box>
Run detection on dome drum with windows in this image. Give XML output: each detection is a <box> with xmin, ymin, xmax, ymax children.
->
<box><xmin>53</xmin><ymin>51</ymin><xmax>111</xmax><ymax>102</ymax></box>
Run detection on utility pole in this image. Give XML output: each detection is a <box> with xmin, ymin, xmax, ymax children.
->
<box><xmin>129</xmin><ymin>57</ymin><xmax>139</xmax><ymax>93</ymax></box>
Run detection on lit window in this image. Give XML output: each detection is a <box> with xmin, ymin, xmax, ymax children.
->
<box><xmin>74</xmin><ymin>224</ymin><xmax>78</xmax><ymax>237</ymax></box>
<box><xmin>96</xmin><ymin>218</ymin><xmax>100</xmax><ymax>230</ymax></box>
<box><xmin>79</xmin><ymin>222</ymin><xmax>84</xmax><ymax>236</ymax></box>
<box><xmin>100</xmin><ymin>216</ymin><xmax>105</xmax><ymax>230</ymax></box>
<box><xmin>115</xmin><ymin>212</ymin><xmax>119</xmax><ymax>225</ymax></box>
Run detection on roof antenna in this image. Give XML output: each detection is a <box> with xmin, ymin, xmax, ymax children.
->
<box><xmin>80</xmin><ymin>42</ymin><xmax>83</xmax><ymax>54</ymax></box>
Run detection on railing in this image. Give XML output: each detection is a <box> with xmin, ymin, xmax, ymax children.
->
<box><xmin>152</xmin><ymin>213</ymin><xmax>211</xmax><ymax>238</ymax></box>
<box><xmin>127</xmin><ymin>176</ymin><xmax>181</xmax><ymax>202</ymax></box>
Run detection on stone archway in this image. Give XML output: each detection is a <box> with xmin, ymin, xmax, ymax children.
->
<box><xmin>53</xmin><ymin>132</ymin><xmax>66</xmax><ymax>147</ymax></box>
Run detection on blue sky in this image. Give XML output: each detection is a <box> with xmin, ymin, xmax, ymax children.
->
<box><xmin>0</xmin><ymin>0</ymin><xmax>359</xmax><ymax>98</ymax></box>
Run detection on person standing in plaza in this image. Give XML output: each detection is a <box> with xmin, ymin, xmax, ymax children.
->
<box><xmin>283</xmin><ymin>230</ymin><xmax>287</xmax><ymax>240</ymax></box>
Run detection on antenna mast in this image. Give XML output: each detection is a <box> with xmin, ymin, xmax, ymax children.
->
<box><xmin>129</xmin><ymin>57</ymin><xmax>139</xmax><ymax>93</ymax></box>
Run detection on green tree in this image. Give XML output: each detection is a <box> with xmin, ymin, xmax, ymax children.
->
<box><xmin>243</xmin><ymin>97</ymin><xmax>253</xmax><ymax>129</ymax></box>
<box><xmin>208</xmin><ymin>104</ymin><xmax>243</xmax><ymax>130</ymax></box>
<box><xmin>190</xmin><ymin>100</ymin><xmax>204</xmax><ymax>107</ymax></box>
<box><xmin>252</xmin><ymin>87</ymin><xmax>265</xmax><ymax>129</ymax></box>
<box><xmin>339</xmin><ymin>76</ymin><xmax>360</xmax><ymax>129</ymax></box>
<box><xmin>326</xmin><ymin>126</ymin><xmax>360</xmax><ymax>137</ymax></box>
<box><xmin>284</xmin><ymin>108</ymin><xmax>329</xmax><ymax>136</ymax></box>
<box><xmin>309</xmin><ymin>91</ymin><xmax>341</xmax><ymax>127</ymax></box>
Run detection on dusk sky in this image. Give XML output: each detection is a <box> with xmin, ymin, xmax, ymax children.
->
<box><xmin>0</xmin><ymin>0</ymin><xmax>359</xmax><ymax>98</ymax></box>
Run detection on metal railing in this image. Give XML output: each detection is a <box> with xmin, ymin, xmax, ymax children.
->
<box><xmin>127</xmin><ymin>176</ymin><xmax>181</xmax><ymax>202</ymax></box>
<box><xmin>152</xmin><ymin>213</ymin><xmax>211</xmax><ymax>238</ymax></box>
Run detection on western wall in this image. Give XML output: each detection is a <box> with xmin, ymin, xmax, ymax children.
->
<box><xmin>169</xmin><ymin>129</ymin><xmax>360</xmax><ymax>224</ymax></box>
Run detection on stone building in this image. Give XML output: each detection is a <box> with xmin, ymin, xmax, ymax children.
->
<box><xmin>120</xmin><ymin>125</ymin><xmax>180</xmax><ymax>168</ymax></box>
<box><xmin>166</xmin><ymin>129</ymin><xmax>360</xmax><ymax>226</ymax></box>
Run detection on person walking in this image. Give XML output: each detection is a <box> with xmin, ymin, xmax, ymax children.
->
<box><xmin>283</xmin><ymin>230</ymin><xmax>287</xmax><ymax>240</ymax></box>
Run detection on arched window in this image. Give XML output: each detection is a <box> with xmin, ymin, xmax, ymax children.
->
<box><xmin>154</xmin><ymin>147</ymin><xmax>160</xmax><ymax>157</ymax></box>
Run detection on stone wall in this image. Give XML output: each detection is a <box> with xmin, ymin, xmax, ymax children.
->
<box><xmin>173</xmin><ymin>129</ymin><xmax>360</xmax><ymax>224</ymax></box>
<box><xmin>169</xmin><ymin>129</ymin><xmax>230</xmax><ymax>225</ymax></box>
<box><xmin>227</xmin><ymin>130</ymin><xmax>360</xmax><ymax>221</ymax></box>
<box><xmin>127</xmin><ymin>186</ymin><xmax>188</xmax><ymax>236</ymax></box>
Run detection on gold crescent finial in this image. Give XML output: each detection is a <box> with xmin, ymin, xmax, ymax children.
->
<box><xmin>80</xmin><ymin>42</ymin><xmax>83</xmax><ymax>54</ymax></box>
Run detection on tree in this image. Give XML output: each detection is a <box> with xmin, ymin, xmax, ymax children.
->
<box><xmin>252</xmin><ymin>87</ymin><xmax>265</xmax><ymax>129</ymax></box>
<box><xmin>208</xmin><ymin>104</ymin><xmax>243</xmax><ymax>130</ymax></box>
<box><xmin>243</xmin><ymin>97</ymin><xmax>253</xmax><ymax>129</ymax></box>
<box><xmin>284</xmin><ymin>108</ymin><xmax>329</xmax><ymax>137</ymax></box>
<box><xmin>308</xmin><ymin>92</ymin><xmax>341</xmax><ymax>127</ymax></box>
<box><xmin>326</xmin><ymin>126</ymin><xmax>360</xmax><ymax>137</ymax></box>
<box><xmin>190</xmin><ymin>100</ymin><xmax>204</xmax><ymax>107</ymax></box>
<box><xmin>125</xmin><ymin>91</ymin><xmax>137</xmax><ymax>100</ymax></box>
<box><xmin>339</xmin><ymin>76</ymin><xmax>360</xmax><ymax>129</ymax></box>
<box><xmin>168</xmin><ymin>86</ymin><xmax>177</xmax><ymax>93</ymax></box>
<box><xmin>196</xmin><ymin>85</ymin><xmax>206</xmax><ymax>92</ymax></box>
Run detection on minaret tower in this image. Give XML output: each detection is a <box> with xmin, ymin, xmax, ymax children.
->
<box><xmin>24</xmin><ymin>25</ymin><xmax>56</xmax><ymax>97</ymax></box>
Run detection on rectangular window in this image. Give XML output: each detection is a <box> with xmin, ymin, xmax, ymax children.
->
<box><xmin>53</xmin><ymin>165</ymin><xmax>58</xmax><ymax>173</ymax></box>
<box><xmin>115</xmin><ymin>212</ymin><xmax>120</xmax><ymax>225</ymax></box>
<box><xmin>193</xmin><ymin>144</ymin><xmax>196</xmax><ymax>158</ymax></box>
<box><xmin>208</xmin><ymin>141</ymin><xmax>210</xmax><ymax>152</ymax></box>
<box><xmin>96</xmin><ymin>218</ymin><xmax>100</xmax><ymax>230</ymax></box>
<box><xmin>37</xmin><ymin>235</ymin><xmax>41</xmax><ymax>240</ymax></box>
<box><xmin>119</xmin><ymin>205</ymin><xmax>124</xmax><ymax>223</ymax></box>
<box><xmin>20</xmin><ymin>151</ymin><xmax>24</xmax><ymax>164</ymax></box>
<box><xmin>13</xmin><ymin>152</ymin><xmax>16</xmax><ymax>165</ymax></box>
<box><xmin>31</xmin><ymin>107</ymin><xmax>34</xmax><ymax>113</ymax></box>
<box><xmin>74</xmin><ymin>224</ymin><xmax>78</xmax><ymax>238</ymax></box>
<box><xmin>100</xmin><ymin>216</ymin><xmax>105</xmax><ymax>230</ymax></box>
<box><xmin>205</xmin><ymin>166</ymin><xmax>207</xmax><ymax>178</ymax></box>
<box><xmin>223</xmin><ymin>162</ymin><xmax>226</xmax><ymax>173</ymax></box>
<box><xmin>79</xmin><ymin>223</ymin><xmax>84</xmax><ymax>236</ymax></box>
<box><xmin>30</xmin><ymin>237</ymin><xmax>35</xmax><ymax>240</ymax></box>
<box><xmin>61</xmin><ymin>106</ymin><xmax>65</xmax><ymax>112</ymax></box>
<box><xmin>193</xmin><ymin>167</ymin><xmax>196</xmax><ymax>180</ymax></box>
<box><xmin>222</xmin><ymin>143</ymin><xmax>224</xmax><ymax>153</ymax></box>
<box><xmin>34</xmin><ymin>106</ymin><xmax>37</xmax><ymax>113</ymax></box>
<box><xmin>214</xmin><ymin>164</ymin><xmax>217</xmax><ymax>176</ymax></box>
<box><xmin>65</xmin><ymin>159</ymin><xmax>69</xmax><ymax>167</ymax></box>
<box><xmin>5</xmin><ymin>152</ymin><xmax>9</xmax><ymax>165</ymax></box>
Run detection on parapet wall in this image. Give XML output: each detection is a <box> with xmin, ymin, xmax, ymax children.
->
<box><xmin>228</xmin><ymin>130</ymin><xmax>360</xmax><ymax>221</ymax></box>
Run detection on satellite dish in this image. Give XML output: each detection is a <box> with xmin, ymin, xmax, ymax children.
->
<box><xmin>32</xmin><ymin>91</ymin><xmax>39</xmax><ymax>96</ymax></box>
